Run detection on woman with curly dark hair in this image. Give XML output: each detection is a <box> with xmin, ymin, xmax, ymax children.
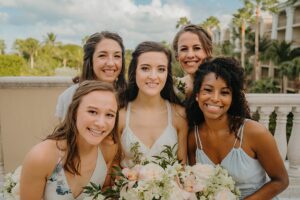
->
<box><xmin>186</xmin><ymin>57</ymin><xmax>288</xmax><ymax>199</ymax></box>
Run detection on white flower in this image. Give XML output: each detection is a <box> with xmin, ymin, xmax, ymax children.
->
<box><xmin>138</xmin><ymin>163</ymin><xmax>165</xmax><ymax>181</ymax></box>
<box><xmin>214</xmin><ymin>188</ymin><xmax>237</xmax><ymax>200</ymax></box>
<box><xmin>191</xmin><ymin>163</ymin><xmax>215</xmax><ymax>180</ymax></box>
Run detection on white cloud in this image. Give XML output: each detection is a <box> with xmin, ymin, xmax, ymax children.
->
<box><xmin>0</xmin><ymin>0</ymin><xmax>242</xmax><ymax>52</ymax></box>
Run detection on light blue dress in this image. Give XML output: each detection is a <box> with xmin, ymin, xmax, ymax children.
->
<box><xmin>194</xmin><ymin>120</ymin><xmax>278</xmax><ymax>200</ymax></box>
<box><xmin>43</xmin><ymin>148</ymin><xmax>107</xmax><ymax>200</ymax></box>
<box><xmin>120</xmin><ymin>101</ymin><xmax>178</xmax><ymax>168</ymax></box>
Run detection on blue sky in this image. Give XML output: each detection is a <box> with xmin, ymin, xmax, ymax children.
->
<box><xmin>0</xmin><ymin>0</ymin><xmax>244</xmax><ymax>52</ymax></box>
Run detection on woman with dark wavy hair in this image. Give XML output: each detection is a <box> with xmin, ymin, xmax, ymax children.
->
<box><xmin>21</xmin><ymin>81</ymin><xmax>118</xmax><ymax>199</ymax></box>
<box><xmin>118</xmin><ymin>41</ymin><xmax>188</xmax><ymax>167</ymax></box>
<box><xmin>186</xmin><ymin>57</ymin><xmax>288</xmax><ymax>199</ymax></box>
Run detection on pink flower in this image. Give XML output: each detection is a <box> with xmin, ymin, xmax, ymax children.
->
<box><xmin>122</xmin><ymin>165</ymin><xmax>141</xmax><ymax>181</ymax></box>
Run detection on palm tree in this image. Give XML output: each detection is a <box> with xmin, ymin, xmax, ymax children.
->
<box><xmin>0</xmin><ymin>39</ymin><xmax>5</xmax><ymax>55</ymax></box>
<box><xmin>242</xmin><ymin>0</ymin><xmax>278</xmax><ymax>80</ymax></box>
<box><xmin>200</xmin><ymin>16</ymin><xmax>220</xmax><ymax>36</ymax></box>
<box><xmin>44</xmin><ymin>32</ymin><xmax>57</xmax><ymax>45</ymax></box>
<box><xmin>232</xmin><ymin>5</ymin><xmax>254</xmax><ymax>68</ymax></box>
<box><xmin>267</xmin><ymin>40</ymin><xmax>300</xmax><ymax>92</ymax></box>
<box><xmin>14</xmin><ymin>38</ymin><xmax>40</xmax><ymax>69</ymax></box>
<box><xmin>176</xmin><ymin>17</ymin><xmax>190</xmax><ymax>29</ymax></box>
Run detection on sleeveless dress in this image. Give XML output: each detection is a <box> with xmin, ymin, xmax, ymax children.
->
<box><xmin>120</xmin><ymin>101</ymin><xmax>178</xmax><ymax>168</ymax></box>
<box><xmin>55</xmin><ymin>84</ymin><xmax>79</xmax><ymax>119</ymax></box>
<box><xmin>44</xmin><ymin>148</ymin><xmax>107</xmax><ymax>200</ymax></box>
<box><xmin>194</xmin><ymin>120</ymin><xmax>278</xmax><ymax>200</ymax></box>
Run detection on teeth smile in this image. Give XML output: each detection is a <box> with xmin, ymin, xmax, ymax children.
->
<box><xmin>205</xmin><ymin>104</ymin><xmax>223</xmax><ymax>111</ymax></box>
<box><xmin>88</xmin><ymin>128</ymin><xmax>104</xmax><ymax>137</ymax></box>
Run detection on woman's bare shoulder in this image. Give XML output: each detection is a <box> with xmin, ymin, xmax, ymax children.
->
<box><xmin>22</xmin><ymin>140</ymin><xmax>60</xmax><ymax>174</ymax></box>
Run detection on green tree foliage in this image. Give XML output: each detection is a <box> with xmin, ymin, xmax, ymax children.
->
<box><xmin>14</xmin><ymin>38</ymin><xmax>40</xmax><ymax>69</ymax></box>
<box><xmin>242</xmin><ymin>0</ymin><xmax>279</xmax><ymax>80</ymax></box>
<box><xmin>176</xmin><ymin>17</ymin><xmax>191</xmax><ymax>29</ymax></box>
<box><xmin>232</xmin><ymin>5</ymin><xmax>254</xmax><ymax>68</ymax></box>
<box><xmin>0</xmin><ymin>54</ymin><xmax>26</xmax><ymax>76</ymax></box>
<box><xmin>0</xmin><ymin>39</ymin><xmax>5</xmax><ymax>55</ymax></box>
<box><xmin>44</xmin><ymin>32</ymin><xmax>57</xmax><ymax>46</ymax></box>
<box><xmin>200</xmin><ymin>16</ymin><xmax>220</xmax><ymax>35</ymax></box>
<box><xmin>249</xmin><ymin>77</ymin><xmax>279</xmax><ymax>93</ymax></box>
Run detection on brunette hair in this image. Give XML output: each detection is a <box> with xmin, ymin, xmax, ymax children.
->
<box><xmin>126</xmin><ymin>41</ymin><xmax>181</xmax><ymax>105</ymax></box>
<box><xmin>172</xmin><ymin>24</ymin><xmax>213</xmax><ymax>59</ymax></box>
<box><xmin>47</xmin><ymin>80</ymin><xmax>119</xmax><ymax>175</ymax></box>
<box><xmin>73</xmin><ymin>31</ymin><xmax>127</xmax><ymax>95</ymax></box>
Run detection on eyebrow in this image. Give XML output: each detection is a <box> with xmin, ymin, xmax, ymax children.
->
<box><xmin>96</xmin><ymin>50</ymin><xmax>122</xmax><ymax>54</ymax></box>
<box><xmin>87</xmin><ymin>106</ymin><xmax>117</xmax><ymax>114</ymax></box>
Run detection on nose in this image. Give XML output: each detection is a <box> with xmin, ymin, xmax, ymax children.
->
<box><xmin>148</xmin><ymin>69</ymin><xmax>158</xmax><ymax>79</ymax></box>
<box><xmin>94</xmin><ymin>115</ymin><xmax>106</xmax><ymax>128</ymax></box>
<box><xmin>186</xmin><ymin>49</ymin><xmax>195</xmax><ymax>58</ymax></box>
<box><xmin>211</xmin><ymin>91</ymin><xmax>220</xmax><ymax>102</ymax></box>
<box><xmin>106</xmin><ymin>55</ymin><xmax>114</xmax><ymax>67</ymax></box>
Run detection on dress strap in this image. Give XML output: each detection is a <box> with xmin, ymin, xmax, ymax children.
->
<box><xmin>125</xmin><ymin>103</ymin><xmax>131</xmax><ymax>127</ymax></box>
<box><xmin>232</xmin><ymin>119</ymin><xmax>247</xmax><ymax>148</ymax></box>
<box><xmin>166</xmin><ymin>101</ymin><xmax>172</xmax><ymax>125</ymax></box>
<box><xmin>239</xmin><ymin>119</ymin><xmax>247</xmax><ymax>148</ymax></box>
<box><xmin>194</xmin><ymin>125</ymin><xmax>203</xmax><ymax>149</ymax></box>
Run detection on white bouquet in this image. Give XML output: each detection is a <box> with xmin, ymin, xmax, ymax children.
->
<box><xmin>84</xmin><ymin>143</ymin><xmax>240</xmax><ymax>200</ymax></box>
<box><xmin>178</xmin><ymin>164</ymin><xmax>240</xmax><ymax>200</ymax></box>
<box><xmin>0</xmin><ymin>165</ymin><xmax>22</xmax><ymax>200</ymax></box>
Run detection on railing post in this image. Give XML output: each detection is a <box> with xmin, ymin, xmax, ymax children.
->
<box><xmin>258</xmin><ymin>106</ymin><xmax>274</xmax><ymax>128</ymax></box>
<box><xmin>287</xmin><ymin>107</ymin><xmax>300</xmax><ymax>178</ymax></box>
<box><xmin>274</xmin><ymin>106</ymin><xmax>291</xmax><ymax>160</ymax></box>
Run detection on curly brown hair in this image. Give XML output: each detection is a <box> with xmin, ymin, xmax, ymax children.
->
<box><xmin>185</xmin><ymin>57</ymin><xmax>251</xmax><ymax>137</ymax></box>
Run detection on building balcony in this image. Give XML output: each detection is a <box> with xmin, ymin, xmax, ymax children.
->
<box><xmin>0</xmin><ymin>77</ymin><xmax>300</xmax><ymax>199</ymax></box>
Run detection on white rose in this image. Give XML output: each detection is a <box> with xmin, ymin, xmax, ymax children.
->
<box><xmin>191</xmin><ymin>163</ymin><xmax>214</xmax><ymax>180</ymax></box>
<box><xmin>214</xmin><ymin>188</ymin><xmax>236</xmax><ymax>200</ymax></box>
<box><xmin>138</xmin><ymin>163</ymin><xmax>165</xmax><ymax>181</ymax></box>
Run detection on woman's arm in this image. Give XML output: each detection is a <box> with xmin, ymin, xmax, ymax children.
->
<box><xmin>20</xmin><ymin>141</ymin><xmax>56</xmax><ymax>200</ymax></box>
<box><xmin>173</xmin><ymin>104</ymin><xmax>188</xmax><ymax>165</ymax></box>
<box><xmin>244</xmin><ymin>120</ymin><xmax>289</xmax><ymax>200</ymax></box>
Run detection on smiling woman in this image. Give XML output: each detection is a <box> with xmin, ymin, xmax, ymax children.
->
<box><xmin>186</xmin><ymin>57</ymin><xmax>289</xmax><ymax>200</ymax></box>
<box><xmin>20</xmin><ymin>80</ymin><xmax>118</xmax><ymax>200</ymax></box>
<box><xmin>118</xmin><ymin>41</ymin><xmax>188</xmax><ymax>168</ymax></box>
<box><xmin>55</xmin><ymin>31</ymin><xmax>126</xmax><ymax>121</ymax></box>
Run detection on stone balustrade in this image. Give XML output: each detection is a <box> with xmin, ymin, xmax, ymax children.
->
<box><xmin>0</xmin><ymin>77</ymin><xmax>299</xmax><ymax>198</ymax></box>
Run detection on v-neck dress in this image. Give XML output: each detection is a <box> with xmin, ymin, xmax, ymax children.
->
<box><xmin>194</xmin><ymin>120</ymin><xmax>278</xmax><ymax>200</ymax></box>
<box><xmin>43</xmin><ymin>148</ymin><xmax>107</xmax><ymax>200</ymax></box>
<box><xmin>120</xmin><ymin>101</ymin><xmax>178</xmax><ymax>168</ymax></box>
